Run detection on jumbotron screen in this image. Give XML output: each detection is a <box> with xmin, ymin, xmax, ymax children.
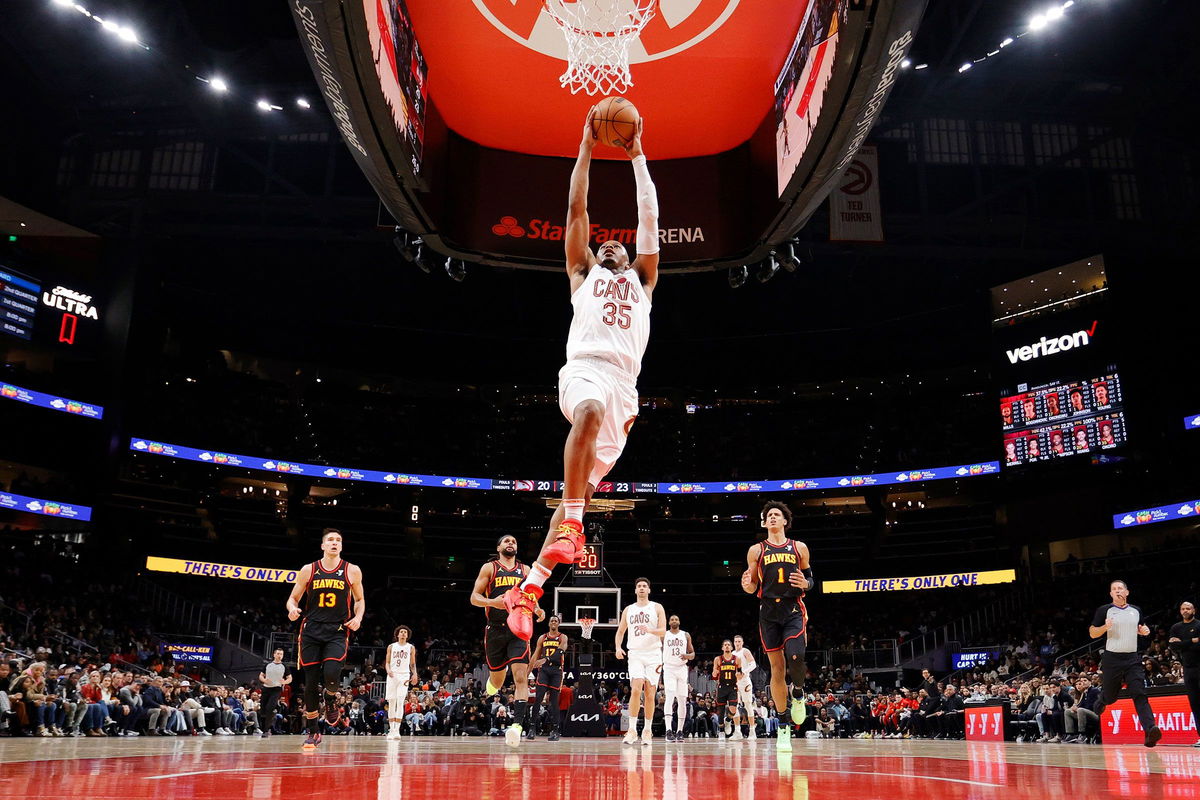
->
<box><xmin>1000</xmin><ymin>372</ymin><xmax>1127</xmax><ymax>466</ymax></box>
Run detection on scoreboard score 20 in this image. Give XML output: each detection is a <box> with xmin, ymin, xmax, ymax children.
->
<box><xmin>572</xmin><ymin>542</ymin><xmax>604</xmax><ymax>584</ymax></box>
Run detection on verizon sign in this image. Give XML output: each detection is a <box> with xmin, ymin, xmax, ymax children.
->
<box><xmin>1005</xmin><ymin>321</ymin><xmax>1098</xmax><ymax>364</ymax></box>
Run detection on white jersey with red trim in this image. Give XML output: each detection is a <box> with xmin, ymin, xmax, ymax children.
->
<box><xmin>624</xmin><ymin>602</ymin><xmax>661</xmax><ymax>652</ymax></box>
<box><xmin>565</xmin><ymin>263</ymin><xmax>651</xmax><ymax>378</ymax></box>
<box><xmin>663</xmin><ymin>630</ymin><xmax>690</xmax><ymax>668</ymax></box>
<box><xmin>388</xmin><ymin>642</ymin><xmax>415</xmax><ymax>677</ymax></box>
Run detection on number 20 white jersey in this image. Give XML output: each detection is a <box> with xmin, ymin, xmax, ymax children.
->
<box><xmin>566</xmin><ymin>264</ymin><xmax>651</xmax><ymax>379</ymax></box>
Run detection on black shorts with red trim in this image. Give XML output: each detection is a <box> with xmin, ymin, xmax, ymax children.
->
<box><xmin>535</xmin><ymin>665</ymin><xmax>564</xmax><ymax>690</ymax></box>
<box><xmin>716</xmin><ymin>684</ymin><xmax>739</xmax><ymax>707</ymax></box>
<box><xmin>298</xmin><ymin>620</ymin><xmax>349</xmax><ymax>667</ymax></box>
<box><xmin>758</xmin><ymin>598</ymin><xmax>807</xmax><ymax>654</ymax></box>
<box><xmin>485</xmin><ymin>623</ymin><xmax>530</xmax><ymax>671</ymax></box>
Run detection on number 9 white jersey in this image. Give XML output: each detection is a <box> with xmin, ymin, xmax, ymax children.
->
<box><xmin>566</xmin><ymin>264</ymin><xmax>651</xmax><ymax>379</ymax></box>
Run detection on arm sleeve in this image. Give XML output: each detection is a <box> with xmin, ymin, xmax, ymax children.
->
<box><xmin>1090</xmin><ymin>606</ymin><xmax>1109</xmax><ymax>627</ymax></box>
<box><xmin>631</xmin><ymin>155</ymin><xmax>659</xmax><ymax>255</ymax></box>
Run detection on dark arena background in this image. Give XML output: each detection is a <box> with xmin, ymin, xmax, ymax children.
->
<box><xmin>2</xmin><ymin>0</ymin><xmax>1200</xmax><ymax>797</ymax></box>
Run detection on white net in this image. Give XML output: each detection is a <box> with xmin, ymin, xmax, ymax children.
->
<box><xmin>579</xmin><ymin>618</ymin><xmax>597</xmax><ymax>640</ymax></box>
<box><xmin>543</xmin><ymin>0</ymin><xmax>659</xmax><ymax>96</ymax></box>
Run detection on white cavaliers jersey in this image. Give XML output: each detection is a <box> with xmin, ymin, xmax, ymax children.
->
<box><xmin>663</xmin><ymin>630</ymin><xmax>690</xmax><ymax>668</ymax></box>
<box><xmin>389</xmin><ymin>642</ymin><xmax>415</xmax><ymax>676</ymax></box>
<box><xmin>566</xmin><ymin>263</ymin><xmax>651</xmax><ymax>378</ymax></box>
<box><xmin>733</xmin><ymin>648</ymin><xmax>756</xmax><ymax>675</ymax></box>
<box><xmin>625</xmin><ymin>602</ymin><xmax>661</xmax><ymax>651</ymax></box>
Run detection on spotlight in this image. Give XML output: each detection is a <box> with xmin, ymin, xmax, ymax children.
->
<box><xmin>727</xmin><ymin>265</ymin><xmax>748</xmax><ymax>288</ymax></box>
<box><xmin>900</xmin><ymin>58</ymin><xmax>912</xmax><ymax>69</ymax></box>
<box><xmin>1029</xmin><ymin>14</ymin><xmax>1047</xmax><ymax>31</ymax></box>
<box><xmin>445</xmin><ymin>258</ymin><xmax>467</xmax><ymax>282</ymax></box>
<box><xmin>413</xmin><ymin>243</ymin><xmax>434</xmax><ymax>274</ymax></box>
<box><xmin>208</xmin><ymin>77</ymin><xmax>229</xmax><ymax>93</ymax></box>
<box><xmin>116</xmin><ymin>26</ymin><xmax>139</xmax><ymax>44</ymax></box>
<box><xmin>296</xmin><ymin>98</ymin><xmax>311</xmax><ymax>109</ymax></box>
<box><xmin>784</xmin><ymin>242</ymin><xmax>802</xmax><ymax>272</ymax></box>
<box><xmin>756</xmin><ymin>253</ymin><xmax>779</xmax><ymax>283</ymax></box>
<box><xmin>1046</xmin><ymin>6</ymin><xmax>1064</xmax><ymax>21</ymax></box>
<box><xmin>958</xmin><ymin>62</ymin><xmax>972</xmax><ymax>73</ymax></box>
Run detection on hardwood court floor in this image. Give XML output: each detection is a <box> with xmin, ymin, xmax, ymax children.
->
<box><xmin>1</xmin><ymin>735</ymin><xmax>1197</xmax><ymax>800</ymax></box>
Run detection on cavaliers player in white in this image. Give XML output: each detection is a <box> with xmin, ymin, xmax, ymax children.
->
<box><xmin>615</xmin><ymin>577</ymin><xmax>667</xmax><ymax>745</ymax></box>
<box><xmin>661</xmin><ymin>615</ymin><xmax>694</xmax><ymax>742</ymax></box>
<box><xmin>505</xmin><ymin>107</ymin><xmax>660</xmax><ymax>640</ymax></box>
<box><xmin>732</xmin><ymin>635</ymin><xmax>758</xmax><ymax>740</ymax></box>
<box><xmin>384</xmin><ymin>625</ymin><xmax>417</xmax><ymax>739</ymax></box>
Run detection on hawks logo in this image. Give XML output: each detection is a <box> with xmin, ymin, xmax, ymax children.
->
<box><xmin>472</xmin><ymin>0</ymin><xmax>740</xmax><ymax>63</ymax></box>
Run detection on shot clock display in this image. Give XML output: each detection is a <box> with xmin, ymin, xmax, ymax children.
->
<box><xmin>572</xmin><ymin>543</ymin><xmax>604</xmax><ymax>584</ymax></box>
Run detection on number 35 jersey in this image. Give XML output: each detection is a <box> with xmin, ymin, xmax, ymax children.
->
<box><xmin>566</xmin><ymin>263</ymin><xmax>651</xmax><ymax>379</ymax></box>
<box><xmin>304</xmin><ymin>559</ymin><xmax>354</xmax><ymax>625</ymax></box>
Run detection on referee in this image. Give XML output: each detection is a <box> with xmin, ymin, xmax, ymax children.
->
<box><xmin>1088</xmin><ymin>579</ymin><xmax>1161</xmax><ymax>747</ymax></box>
<box><xmin>1167</xmin><ymin>600</ymin><xmax>1200</xmax><ymax>748</ymax></box>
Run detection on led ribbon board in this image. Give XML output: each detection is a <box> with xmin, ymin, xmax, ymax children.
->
<box><xmin>1113</xmin><ymin>499</ymin><xmax>1199</xmax><ymax>529</ymax></box>
<box><xmin>145</xmin><ymin>556</ymin><xmax>299</xmax><ymax>583</ymax></box>
<box><xmin>823</xmin><ymin>569</ymin><xmax>1017</xmax><ymax>594</ymax></box>
<box><xmin>0</xmin><ymin>381</ymin><xmax>104</xmax><ymax>419</ymax></box>
<box><xmin>0</xmin><ymin>491</ymin><xmax>92</xmax><ymax>521</ymax></box>
<box><xmin>130</xmin><ymin>436</ymin><xmax>999</xmax><ymax>496</ymax></box>
<box><xmin>162</xmin><ymin>643</ymin><xmax>214</xmax><ymax>663</ymax></box>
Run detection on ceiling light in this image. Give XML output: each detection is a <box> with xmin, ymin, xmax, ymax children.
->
<box><xmin>901</xmin><ymin>58</ymin><xmax>912</xmax><ymax>69</ymax></box>
<box><xmin>209</xmin><ymin>77</ymin><xmax>228</xmax><ymax>93</ymax></box>
<box><xmin>1046</xmin><ymin>6</ymin><xmax>1064</xmax><ymax>21</ymax></box>
<box><xmin>117</xmin><ymin>26</ymin><xmax>139</xmax><ymax>44</ymax></box>
<box><xmin>296</xmin><ymin>98</ymin><xmax>311</xmax><ymax>109</ymax></box>
<box><xmin>1029</xmin><ymin>14</ymin><xmax>1047</xmax><ymax>31</ymax></box>
<box><xmin>1000</xmin><ymin>37</ymin><xmax>1013</xmax><ymax>47</ymax></box>
<box><xmin>914</xmin><ymin>63</ymin><xmax>928</xmax><ymax>70</ymax></box>
<box><xmin>256</xmin><ymin>100</ymin><xmax>272</xmax><ymax>111</ymax></box>
<box><xmin>958</xmin><ymin>62</ymin><xmax>972</xmax><ymax>73</ymax></box>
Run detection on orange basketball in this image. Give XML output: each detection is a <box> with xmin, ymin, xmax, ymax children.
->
<box><xmin>590</xmin><ymin>96</ymin><xmax>640</xmax><ymax>149</ymax></box>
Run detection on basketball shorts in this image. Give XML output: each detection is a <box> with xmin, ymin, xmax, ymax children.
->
<box><xmin>661</xmin><ymin>665</ymin><xmax>689</xmax><ymax>698</ymax></box>
<box><xmin>737</xmin><ymin>677</ymin><xmax>755</xmax><ymax>700</ymax></box>
<box><xmin>758</xmin><ymin>599</ymin><xmax>807</xmax><ymax>654</ymax></box>
<box><xmin>536</xmin><ymin>665</ymin><xmax>564</xmax><ymax>690</ymax></box>
<box><xmin>485</xmin><ymin>623</ymin><xmax>530</xmax><ymax>671</ymax></box>
<box><xmin>627</xmin><ymin>648</ymin><xmax>663</xmax><ymax>683</ymax></box>
<box><xmin>716</xmin><ymin>684</ymin><xmax>739</xmax><ymax>707</ymax></box>
<box><xmin>558</xmin><ymin>357</ymin><xmax>639</xmax><ymax>487</ymax></box>
<box><xmin>298</xmin><ymin>620</ymin><xmax>349</xmax><ymax>666</ymax></box>
<box><xmin>386</xmin><ymin>675</ymin><xmax>411</xmax><ymax>703</ymax></box>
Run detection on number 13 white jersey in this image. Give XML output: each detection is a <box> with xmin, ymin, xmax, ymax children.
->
<box><xmin>566</xmin><ymin>264</ymin><xmax>651</xmax><ymax>379</ymax></box>
<box><xmin>663</xmin><ymin>630</ymin><xmax>690</xmax><ymax>668</ymax></box>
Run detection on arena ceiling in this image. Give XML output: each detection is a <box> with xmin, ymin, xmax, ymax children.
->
<box><xmin>404</xmin><ymin>0</ymin><xmax>813</xmax><ymax>160</ymax></box>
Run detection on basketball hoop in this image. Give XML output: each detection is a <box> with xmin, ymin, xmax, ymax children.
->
<box><xmin>579</xmin><ymin>617</ymin><xmax>597</xmax><ymax>640</ymax></box>
<box><xmin>543</xmin><ymin>0</ymin><xmax>659</xmax><ymax>96</ymax></box>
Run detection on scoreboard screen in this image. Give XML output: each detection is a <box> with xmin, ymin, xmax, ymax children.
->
<box><xmin>0</xmin><ymin>265</ymin><xmax>40</xmax><ymax>341</ymax></box>
<box><xmin>572</xmin><ymin>543</ymin><xmax>604</xmax><ymax>584</ymax></box>
<box><xmin>1001</xmin><ymin>373</ymin><xmax>1127</xmax><ymax>465</ymax></box>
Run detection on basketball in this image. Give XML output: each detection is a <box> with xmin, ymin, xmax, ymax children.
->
<box><xmin>591</xmin><ymin>96</ymin><xmax>640</xmax><ymax>149</ymax></box>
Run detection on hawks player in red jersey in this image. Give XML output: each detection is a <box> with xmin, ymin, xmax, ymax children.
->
<box><xmin>502</xmin><ymin>107</ymin><xmax>661</xmax><ymax>641</ymax></box>
<box><xmin>741</xmin><ymin>501</ymin><xmax>813</xmax><ymax>752</ymax></box>
<box><xmin>286</xmin><ymin>528</ymin><xmax>365</xmax><ymax>750</ymax></box>
<box><xmin>471</xmin><ymin>534</ymin><xmax>545</xmax><ymax>749</ymax></box>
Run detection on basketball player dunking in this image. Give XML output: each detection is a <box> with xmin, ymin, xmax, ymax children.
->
<box><xmin>732</xmin><ymin>635</ymin><xmax>759</xmax><ymax>741</ymax></box>
<box><xmin>661</xmin><ymin>615</ymin><xmax>694</xmax><ymax>742</ymax></box>
<box><xmin>470</xmin><ymin>534</ymin><xmax>545</xmax><ymax>749</ymax></box>
<box><xmin>384</xmin><ymin>625</ymin><xmax>417</xmax><ymax>740</ymax></box>
<box><xmin>712</xmin><ymin>639</ymin><xmax>743</xmax><ymax>741</ymax></box>
<box><xmin>740</xmin><ymin>502</ymin><xmax>813</xmax><ymax>752</ymax></box>
<box><xmin>504</xmin><ymin>108</ymin><xmax>660</xmax><ymax>640</ymax></box>
<box><xmin>529</xmin><ymin>615</ymin><xmax>569</xmax><ymax>742</ymax></box>
<box><xmin>615</xmin><ymin>578</ymin><xmax>667</xmax><ymax>745</ymax></box>
<box><xmin>286</xmin><ymin>528</ymin><xmax>365</xmax><ymax>750</ymax></box>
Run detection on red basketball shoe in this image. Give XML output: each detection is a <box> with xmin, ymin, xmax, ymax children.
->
<box><xmin>541</xmin><ymin>520</ymin><xmax>585</xmax><ymax>565</ymax></box>
<box><xmin>504</xmin><ymin>588</ymin><xmax>538</xmax><ymax>640</ymax></box>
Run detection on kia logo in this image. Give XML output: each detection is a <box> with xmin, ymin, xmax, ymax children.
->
<box><xmin>570</xmin><ymin>713</ymin><xmax>600</xmax><ymax>722</ymax></box>
<box><xmin>492</xmin><ymin>215</ymin><xmax>525</xmax><ymax>237</ymax></box>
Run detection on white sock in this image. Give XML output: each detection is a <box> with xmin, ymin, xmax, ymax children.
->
<box><xmin>390</xmin><ymin>721</ymin><xmax>399</xmax><ymax>735</ymax></box>
<box><xmin>522</xmin><ymin>562</ymin><xmax>553</xmax><ymax>591</ymax></box>
<box><xmin>562</xmin><ymin>499</ymin><xmax>585</xmax><ymax>524</ymax></box>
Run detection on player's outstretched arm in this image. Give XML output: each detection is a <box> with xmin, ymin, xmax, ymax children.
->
<box><xmin>566</xmin><ymin>108</ymin><xmax>599</xmax><ymax>291</ymax></box>
<box><xmin>741</xmin><ymin>544</ymin><xmax>762</xmax><ymax>594</ymax></box>
<box><xmin>286</xmin><ymin>564</ymin><xmax>313</xmax><ymax>620</ymax></box>
<box><xmin>614</xmin><ymin>609</ymin><xmax>628</xmax><ymax>659</ymax></box>
<box><xmin>347</xmin><ymin>563</ymin><xmax>365</xmax><ymax>630</ymax></box>
<box><xmin>625</xmin><ymin>118</ymin><xmax>659</xmax><ymax>292</ymax></box>
<box><xmin>470</xmin><ymin>562</ymin><xmax>503</xmax><ymax>609</ymax></box>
